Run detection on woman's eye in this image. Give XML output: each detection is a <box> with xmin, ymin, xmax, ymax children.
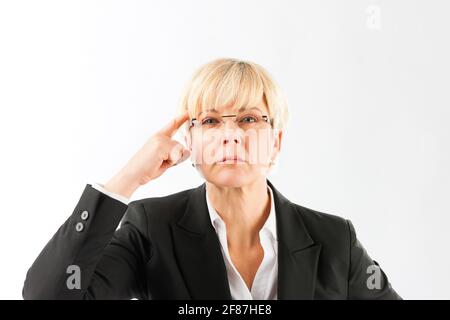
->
<box><xmin>239</xmin><ymin>115</ymin><xmax>257</xmax><ymax>123</ymax></box>
<box><xmin>202</xmin><ymin>118</ymin><xmax>219</xmax><ymax>125</ymax></box>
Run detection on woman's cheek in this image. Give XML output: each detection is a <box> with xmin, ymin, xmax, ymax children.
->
<box><xmin>246</xmin><ymin>128</ymin><xmax>272</xmax><ymax>165</ymax></box>
<box><xmin>191</xmin><ymin>133</ymin><xmax>219</xmax><ymax>165</ymax></box>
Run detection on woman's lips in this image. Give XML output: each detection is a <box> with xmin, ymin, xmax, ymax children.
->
<box><xmin>216</xmin><ymin>156</ymin><xmax>246</xmax><ymax>164</ymax></box>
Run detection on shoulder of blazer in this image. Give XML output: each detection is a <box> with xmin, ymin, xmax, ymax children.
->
<box><xmin>289</xmin><ymin>202</ymin><xmax>351</xmax><ymax>249</ymax></box>
<box><xmin>123</xmin><ymin>184</ymin><xmax>201</xmax><ymax>225</ymax></box>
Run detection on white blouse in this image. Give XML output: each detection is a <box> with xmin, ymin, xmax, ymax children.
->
<box><xmin>205</xmin><ymin>185</ymin><xmax>278</xmax><ymax>300</ymax></box>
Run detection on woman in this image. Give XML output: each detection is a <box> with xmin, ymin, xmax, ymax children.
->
<box><xmin>22</xmin><ymin>58</ymin><xmax>401</xmax><ymax>300</ymax></box>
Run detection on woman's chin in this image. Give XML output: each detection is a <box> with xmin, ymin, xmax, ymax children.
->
<box><xmin>208</xmin><ymin>168</ymin><xmax>253</xmax><ymax>188</ymax></box>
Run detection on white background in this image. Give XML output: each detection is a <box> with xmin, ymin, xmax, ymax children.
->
<box><xmin>1</xmin><ymin>0</ymin><xmax>449</xmax><ymax>299</ymax></box>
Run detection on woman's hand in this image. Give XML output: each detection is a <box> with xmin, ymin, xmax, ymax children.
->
<box><xmin>103</xmin><ymin>111</ymin><xmax>191</xmax><ymax>198</ymax></box>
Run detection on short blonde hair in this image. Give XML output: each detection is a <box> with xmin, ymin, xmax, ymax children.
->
<box><xmin>177</xmin><ymin>58</ymin><xmax>289</xmax><ymax>133</ymax></box>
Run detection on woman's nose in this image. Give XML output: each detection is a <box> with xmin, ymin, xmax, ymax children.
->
<box><xmin>221</xmin><ymin>127</ymin><xmax>243</xmax><ymax>145</ymax></box>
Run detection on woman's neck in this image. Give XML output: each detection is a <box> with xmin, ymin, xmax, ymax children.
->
<box><xmin>205</xmin><ymin>177</ymin><xmax>271</xmax><ymax>248</ymax></box>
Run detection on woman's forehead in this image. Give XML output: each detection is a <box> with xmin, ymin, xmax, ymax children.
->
<box><xmin>197</xmin><ymin>97</ymin><xmax>269</xmax><ymax>116</ymax></box>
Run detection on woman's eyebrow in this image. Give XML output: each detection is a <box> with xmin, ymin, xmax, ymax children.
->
<box><xmin>198</xmin><ymin>106</ymin><xmax>262</xmax><ymax>116</ymax></box>
<box><xmin>198</xmin><ymin>108</ymin><xmax>218</xmax><ymax>116</ymax></box>
<box><xmin>238</xmin><ymin>106</ymin><xmax>261</xmax><ymax>112</ymax></box>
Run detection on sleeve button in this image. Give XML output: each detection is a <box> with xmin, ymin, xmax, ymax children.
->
<box><xmin>80</xmin><ymin>210</ymin><xmax>89</xmax><ymax>221</ymax></box>
<box><xmin>75</xmin><ymin>222</ymin><xmax>84</xmax><ymax>232</ymax></box>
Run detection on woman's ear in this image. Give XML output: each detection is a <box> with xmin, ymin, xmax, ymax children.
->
<box><xmin>184</xmin><ymin>131</ymin><xmax>192</xmax><ymax>151</ymax></box>
<box><xmin>269</xmin><ymin>129</ymin><xmax>283</xmax><ymax>163</ymax></box>
<box><xmin>273</xmin><ymin>129</ymin><xmax>283</xmax><ymax>152</ymax></box>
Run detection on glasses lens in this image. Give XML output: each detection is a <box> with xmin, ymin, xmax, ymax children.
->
<box><xmin>236</xmin><ymin>110</ymin><xmax>267</xmax><ymax>129</ymax></box>
<box><xmin>198</xmin><ymin>113</ymin><xmax>222</xmax><ymax>129</ymax></box>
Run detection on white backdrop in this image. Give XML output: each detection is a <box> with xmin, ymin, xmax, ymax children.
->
<box><xmin>1</xmin><ymin>0</ymin><xmax>449</xmax><ymax>299</ymax></box>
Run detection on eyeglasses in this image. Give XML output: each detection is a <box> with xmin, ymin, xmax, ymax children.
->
<box><xmin>189</xmin><ymin>109</ymin><xmax>272</xmax><ymax>131</ymax></box>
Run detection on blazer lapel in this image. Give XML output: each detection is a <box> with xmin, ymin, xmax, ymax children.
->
<box><xmin>267</xmin><ymin>179</ymin><xmax>322</xmax><ymax>300</ymax></box>
<box><xmin>172</xmin><ymin>183</ymin><xmax>232</xmax><ymax>299</ymax></box>
<box><xmin>172</xmin><ymin>180</ymin><xmax>321</xmax><ymax>300</ymax></box>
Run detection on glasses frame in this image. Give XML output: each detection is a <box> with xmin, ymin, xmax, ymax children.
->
<box><xmin>189</xmin><ymin>112</ymin><xmax>272</xmax><ymax>130</ymax></box>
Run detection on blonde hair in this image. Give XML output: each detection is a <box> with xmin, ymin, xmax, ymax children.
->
<box><xmin>177</xmin><ymin>58</ymin><xmax>289</xmax><ymax>133</ymax></box>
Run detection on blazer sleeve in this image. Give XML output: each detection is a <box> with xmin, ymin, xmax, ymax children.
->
<box><xmin>346</xmin><ymin>219</ymin><xmax>402</xmax><ymax>300</ymax></box>
<box><xmin>22</xmin><ymin>184</ymin><xmax>152</xmax><ymax>300</ymax></box>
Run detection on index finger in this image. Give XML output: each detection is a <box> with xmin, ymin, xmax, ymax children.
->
<box><xmin>159</xmin><ymin>111</ymin><xmax>190</xmax><ymax>137</ymax></box>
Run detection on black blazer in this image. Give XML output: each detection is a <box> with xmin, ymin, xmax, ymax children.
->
<box><xmin>23</xmin><ymin>179</ymin><xmax>401</xmax><ymax>300</ymax></box>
